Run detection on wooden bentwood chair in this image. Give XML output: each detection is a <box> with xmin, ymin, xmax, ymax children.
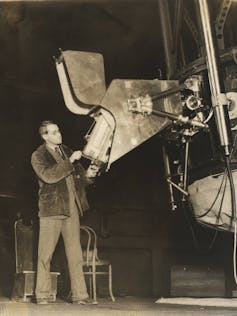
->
<box><xmin>80</xmin><ymin>225</ymin><xmax>115</xmax><ymax>304</ymax></box>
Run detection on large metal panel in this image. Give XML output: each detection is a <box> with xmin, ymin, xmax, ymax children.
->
<box><xmin>56</xmin><ymin>50</ymin><xmax>182</xmax><ymax>165</ymax></box>
<box><xmin>100</xmin><ymin>79</ymin><xmax>181</xmax><ymax>163</ymax></box>
<box><xmin>56</xmin><ymin>50</ymin><xmax>106</xmax><ymax>115</ymax></box>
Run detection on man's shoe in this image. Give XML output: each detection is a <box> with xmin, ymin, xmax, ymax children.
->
<box><xmin>36</xmin><ymin>299</ymin><xmax>49</xmax><ymax>305</ymax></box>
<box><xmin>72</xmin><ymin>297</ymin><xmax>97</xmax><ymax>305</ymax></box>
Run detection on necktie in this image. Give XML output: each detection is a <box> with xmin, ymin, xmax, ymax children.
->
<box><xmin>55</xmin><ymin>146</ymin><xmax>63</xmax><ymax>158</ymax></box>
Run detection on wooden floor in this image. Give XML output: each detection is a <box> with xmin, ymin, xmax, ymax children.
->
<box><xmin>1</xmin><ymin>297</ymin><xmax>237</xmax><ymax>316</ymax></box>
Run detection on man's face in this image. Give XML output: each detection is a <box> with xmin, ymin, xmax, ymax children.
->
<box><xmin>43</xmin><ymin>124</ymin><xmax>62</xmax><ymax>146</ymax></box>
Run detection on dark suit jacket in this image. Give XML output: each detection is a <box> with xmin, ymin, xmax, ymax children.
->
<box><xmin>31</xmin><ymin>143</ymin><xmax>90</xmax><ymax>217</ymax></box>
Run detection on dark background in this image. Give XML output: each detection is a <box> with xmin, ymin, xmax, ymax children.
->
<box><xmin>0</xmin><ymin>0</ymin><xmax>236</xmax><ymax>299</ymax></box>
<box><xmin>0</xmin><ymin>0</ymin><xmax>168</xmax><ymax>204</ymax></box>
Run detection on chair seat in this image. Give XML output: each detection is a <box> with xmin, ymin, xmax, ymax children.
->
<box><xmin>83</xmin><ymin>259</ymin><xmax>110</xmax><ymax>266</ymax></box>
<box><xmin>94</xmin><ymin>259</ymin><xmax>111</xmax><ymax>266</ymax></box>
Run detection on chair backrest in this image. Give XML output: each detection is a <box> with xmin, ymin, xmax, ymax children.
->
<box><xmin>14</xmin><ymin>219</ymin><xmax>37</xmax><ymax>273</ymax></box>
<box><xmin>80</xmin><ymin>225</ymin><xmax>99</xmax><ymax>265</ymax></box>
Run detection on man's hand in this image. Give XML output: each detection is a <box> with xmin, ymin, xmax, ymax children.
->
<box><xmin>69</xmin><ymin>150</ymin><xmax>82</xmax><ymax>163</ymax></box>
<box><xmin>86</xmin><ymin>164</ymin><xmax>100</xmax><ymax>178</ymax></box>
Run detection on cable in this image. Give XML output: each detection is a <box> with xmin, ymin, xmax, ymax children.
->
<box><xmin>187</xmin><ymin>162</ymin><xmax>228</xmax><ymax>253</ymax></box>
<box><xmin>184</xmin><ymin>200</ymin><xmax>219</xmax><ymax>253</ymax></box>
<box><xmin>215</xmin><ymin>173</ymin><xmax>228</xmax><ymax>224</ymax></box>
<box><xmin>195</xmin><ymin>132</ymin><xmax>237</xmax><ymax>220</ymax></box>
<box><xmin>195</xmin><ymin>171</ymin><xmax>227</xmax><ymax>219</ymax></box>
<box><xmin>188</xmin><ymin>132</ymin><xmax>237</xmax><ymax>252</ymax></box>
<box><xmin>225</xmin><ymin>155</ymin><xmax>237</xmax><ymax>284</ymax></box>
<box><xmin>231</xmin><ymin>133</ymin><xmax>237</xmax><ymax>284</ymax></box>
<box><xmin>234</xmin><ymin>220</ymin><xmax>237</xmax><ymax>284</ymax></box>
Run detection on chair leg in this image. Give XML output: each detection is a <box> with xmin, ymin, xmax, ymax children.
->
<box><xmin>109</xmin><ymin>264</ymin><xmax>115</xmax><ymax>302</ymax></box>
<box><xmin>88</xmin><ymin>267</ymin><xmax>93</xmax><ymax>298</ymax></box>
<box><xmin>66</xmin><ymin>290</ymin><xmax>72</xmax><ymax>302</ymax></box>
<box><xmin>92</xmin><ymin>264</ymin><xmax>98</xmax><ymax>304</ymax></box>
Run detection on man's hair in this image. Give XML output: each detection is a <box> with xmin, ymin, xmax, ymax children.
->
<box><xmin>39</xmin><ymin>120</ymin><xmax>56</xmax><ymax>138</ymax></box>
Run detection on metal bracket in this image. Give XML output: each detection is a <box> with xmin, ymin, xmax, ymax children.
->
<box><xmin>215</xmin><ymin>0</ymin><xmax>232</xmax><ymax>50</ymax></box>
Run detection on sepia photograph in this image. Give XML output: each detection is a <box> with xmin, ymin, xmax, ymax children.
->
<box><xmin>0</xmin><ymin>0</ymin><xmax>237</xmax><ymax>315</ymax></box>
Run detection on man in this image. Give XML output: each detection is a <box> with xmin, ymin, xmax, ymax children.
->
<box><xmin>31</xmin><ymin>120</ymin><xmax>97</xmax><ymax>305</ymax></box>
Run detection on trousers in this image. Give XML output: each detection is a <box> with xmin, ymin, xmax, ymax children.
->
<box><xmin>35</xmin><ymin>202</ymin><xmax>88</xmax><ymax>301</ymax></box>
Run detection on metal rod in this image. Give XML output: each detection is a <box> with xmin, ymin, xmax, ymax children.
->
<box><xmin>198</xmin><ymin>0</ymin><xmax>231</xmax><ymax>156</ymax></box>
<box><xmin>162</xmin><ymin>146</ymin><xmax>177</xmax><ymax>210</ymax></box>
<box><xmin>149</xmin><ymin>108</ymin><xmax>208</xmax><ymax>129</ymax></box>
<box><xmin>150</xmin><ymin>83</ymin><xmax>185</xmax><ymax>102</ymax></box>
<box><xmin>167</xmin><ymin>178</ymin><xmax>189</xmax><ymax>196</ymax></box>
<box><xmin>182</xmin><ymin>140</ymin><xmax>189</xmax><ymax>201</ymax></box>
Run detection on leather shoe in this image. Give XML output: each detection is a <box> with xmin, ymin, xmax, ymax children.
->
<box><xmin>36</xmin><ymin>299</ymin><xmax>48</xmax><ymax>305</ymax></box>
<box><xmin>72</xmin><ymin>297</ymin><xmax>97</xmax><ymax>305</ymax></box>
